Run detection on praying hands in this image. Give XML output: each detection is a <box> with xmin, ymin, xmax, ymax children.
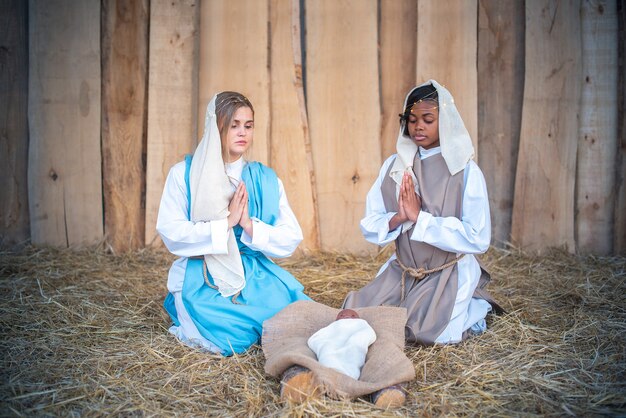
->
<box><xmin>389</xmin><ymin>171</ymin><xmax>422</xmax><ymax>231</ymax></box>
<box><xmin>227</xmin><ymin>182</ymin><xmax>253</xmax><ymax>237</ymax></box>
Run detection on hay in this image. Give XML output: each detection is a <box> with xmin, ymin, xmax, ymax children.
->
<box><xmin>0</xmin><ymin>244</ymin><xmax>624</xmax><ymax>416</ymax></box>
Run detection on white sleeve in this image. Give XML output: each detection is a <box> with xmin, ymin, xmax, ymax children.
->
<box><xmin>359</xmin><ymin>156</ymin><xmax>402</xmax><ymax>246</ymax></box>
<box><xmin>156</xmin><ymin>162</ymin><xmax>230</xmax><ymax>257</ymax></box>
<box><xmin>410</xmin><ymin>161</ymin><xmax>491</xmax><ymax>254</ymax></box>
<box><xmin>240</xmin><ymin>178</ymin><xmax>303</xmax><ymax>258</ymax></box>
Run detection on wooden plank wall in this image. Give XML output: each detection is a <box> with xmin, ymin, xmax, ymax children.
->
<box><xmin>576</xmin><ymin>0</ymin><xmax>618</xmax><ymax>255</ymax></box>
<box><xmin>0</xmin><ymin>0</ymin><xmax>29</xmax><ymax>245</ymax></box>
<box><xmin>306</xmin><ymin>0</ymin><xmax>381</xmax><ymax>253</ymax></box>
<box><xmin>616</xmin><ymin>0</ymin><xmax>626</xmax><ymax>254</ymax></box>
<box><xmin>145</xmin><ymin>0</ymin><xmax>198</xmax><ymax>246</ymax></box>
<box><xmin>380</xmin><ymin>0</ymin><xmax>417</xmax><ymax>160</ymax></box>
<box><xmin>269</xmin><ymin>0</ymin><xmax>320</xmax><ymax>251</ymax></box>
<box><xmin>198</xmin><ymin>0</ymin><xmax>270</xmax><ymax>165</ymax></box>
<box><xmin>416</xmin><ymin>0</ymin><xmax>479</xmax><ymax>154</ymax></box>
<box><xmin>101</xmin><ymin>0</ymin><xmax>149</xmax><ymax>252</ymax></box>
<box><xmin>5</xmin><ymin>1</ymin><xmax>625</xmax><ymax>256</ymax></box>
<box><xmin>477</xmin><ymin>0</ymin><xmax>525</xmax><ymax>247</ymax></box>
<box><xmin>28</xmin><ymin>0</ymin><xmax>103</xmax><ymax>247</ymax></box>
<box><xmin>512</xmin><ymin>0</ymin><xmax>582</xmax><ymax>252</ymax></box>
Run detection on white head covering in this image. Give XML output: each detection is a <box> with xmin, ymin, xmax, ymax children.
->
<box><xmin>389</xmin><ymin>79</ymin><xmax>474</xmax><ymax>187</ymax></box>
<box><xmin>188</xmin><ymin>94</ymin><xmax>245</xmax><ymax>297</ymax></box>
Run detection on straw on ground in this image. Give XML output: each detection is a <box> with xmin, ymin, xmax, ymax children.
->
<box><xmin>0</xmin><ymin>245</ymin><xmax>624</xmax><ymax>416</ymax></box>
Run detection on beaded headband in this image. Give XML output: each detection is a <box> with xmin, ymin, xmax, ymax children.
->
<box><xmin>402</xmin><ymin>88</ymin><xmax>439</xmax><ymax>115</ymax></box>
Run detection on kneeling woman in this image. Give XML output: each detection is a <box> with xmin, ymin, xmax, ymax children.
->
<box><xmin>157</xmin><ymin>91</ymin><xmax>310</xmax><ymax>355</ymax></box>
<box><xmin>343</xmin><ymin>80</ymin><xmax>502</xmax><ymax>345</ymax></box>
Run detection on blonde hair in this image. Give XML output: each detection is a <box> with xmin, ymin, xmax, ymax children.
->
<box><xmin>215</xmin><ymin>92</ymin><xmax>255</xmax><ymax>159</ymax></box>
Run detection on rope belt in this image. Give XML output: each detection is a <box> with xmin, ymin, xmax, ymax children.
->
<box><xmin>395</xmin><ymin>254</ymin><xmax>465</xmax><ymax>302</ymax></box>
<box><xmin>202</xmin><ymin>259</ymin><xmax>242</xmax><ymax>305</ymax></box>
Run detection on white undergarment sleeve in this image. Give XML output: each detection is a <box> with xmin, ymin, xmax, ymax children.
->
<box><xmin>157</xmin><ymin>161</ymin><xmax>230</xmax><ymax>257</ymax></box>
<box><xmin>239</xmin><ymin>179</ymin><xmax>303</xmax><ymax>258</ymax></box>
<box><xmin>360</xmin><ymin>155</ymin><xmax>403</xmax><ymax>245</ymax></box>
<box><xmin>410</xmin><ymin>153</ymin><xmax>491</xmax><ymax>255</ymax></box>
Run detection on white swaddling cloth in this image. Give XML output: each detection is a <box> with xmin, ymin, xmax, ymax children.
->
<box><xmin>307</xmin><ymin>318</ymin><xmax>377</xmax><ymax>380</ymax></box>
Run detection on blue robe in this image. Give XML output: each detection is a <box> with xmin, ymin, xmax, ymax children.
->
<box><xmin>164</xmin><ymin>156</ymin><xmax>310</xmax><ymax>355</ymax></box>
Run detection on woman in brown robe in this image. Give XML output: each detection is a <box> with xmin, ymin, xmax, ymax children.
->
<box><xmin>343</xmin><ymin>80</ymin><xmax>502</xmax><ymax>345</ymax></box>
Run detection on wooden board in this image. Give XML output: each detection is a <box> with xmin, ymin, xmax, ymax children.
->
<box><xmin>101</xmin><ymin>0</ymin><xmax>149</xmax><ymax>252</ymax></box>
<box><xmin>378</xmin><ymin>0</ymin><xmax>416</xmax><ymax>257</ymax></box>
<box><xmin>477</xmin><ymin>0</ymin><xmax>525</xmax><ymax>247</ymax></box>
<box><xmin>616</xmin><ymin>0</ymin><xmax>626</xmax><ymax>255</ymax></box>
<box><xmin>28</xmin><ymin>0</ymin><xmax>103</xmax><ymax>247</ymax></box>
<box><xmin>380</xmin><ymin>0</ymin><xmax>417</xmax><ymax>160</ymax></box>
<box><xmin>511</xmin><ymin>0</ymin><xmax>582</xmax><ymax>252</ymax></box>
<box><xmin>198</xmin><ymin>0</ymin><xmax>270</xmax><ymax>165</ymax></box>
<box><xmin>269</xmin><ymin>0</ymin><xmax>320</xmax><ymax>251</ymax></box>
<box><xmin>145</xmin><ymin>0</ymin><xmax>198</xmax><ymax>246</ymax></box>
<box><xmin>416</xmin><ymin>0</ymin><xmax>478</xmax><ymax>154</ymax></box>
<box><xmin>305</xmin><ymin>0</ymin><xmax>381</xmax><ymax>253</ymax></box>
<box><xmin>0</xmin><ymin>0</ymin><xmax>29</xmax><ymax>245</ymax></box>
<box><xmin>576</xmin><ymin>0</ymin><xmax>618</xmax><ymax>255</ymax></box>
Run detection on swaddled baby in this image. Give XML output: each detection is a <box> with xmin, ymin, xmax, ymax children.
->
<box><xmin>306</xmin><ymin>309</ymin><xmax>377</xmax><ymax>380</ymax></box>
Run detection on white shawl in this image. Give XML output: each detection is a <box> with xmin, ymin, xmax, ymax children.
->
<box><xmin>389</xmin><ymin>79</ymin><xmax>475</xmax><ymax>188</ymax></box>
<box><xmin>188</xmin><ymin>94</ymin><xmax>245</xmax><ymax>297</ymax></box>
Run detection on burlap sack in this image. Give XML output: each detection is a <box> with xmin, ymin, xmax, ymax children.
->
<box><xmin>262</xmin><ymin>300</ymin><xmax>416</xmax><ymax>399</ymax></box>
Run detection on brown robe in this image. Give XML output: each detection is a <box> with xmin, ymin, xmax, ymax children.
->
<box><xmin>343</xmin><ymin>153</ymin><xmax>501</xmax><ymax>345</ymax></box>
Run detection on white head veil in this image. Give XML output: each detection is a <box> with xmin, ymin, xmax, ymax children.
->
<box><xmin>388</xmin><ymin>79</ymin><xmax>474</xmax><ymax>188</ymax></box>
<box><xmin>188</xmin><ymin>94</ymin><xmax>245</xmax><ymax>297</ymax></box>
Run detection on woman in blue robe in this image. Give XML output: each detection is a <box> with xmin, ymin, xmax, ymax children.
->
<box><xmin>157</xmin><ymin>91</ymin><xmax>310</xmax><ymax>356</ymax></box>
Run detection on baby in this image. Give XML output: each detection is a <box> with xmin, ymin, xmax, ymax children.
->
<box><xmin>306</xmin><ymin>309</ymin><xmax>377</xmax><ymax>380</ymax></box>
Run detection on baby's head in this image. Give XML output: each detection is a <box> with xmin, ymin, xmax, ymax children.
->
<box><xmin>336</xmin><ymin>309</ymin><xmax>360</xmax><ymax>320</ymax></box>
